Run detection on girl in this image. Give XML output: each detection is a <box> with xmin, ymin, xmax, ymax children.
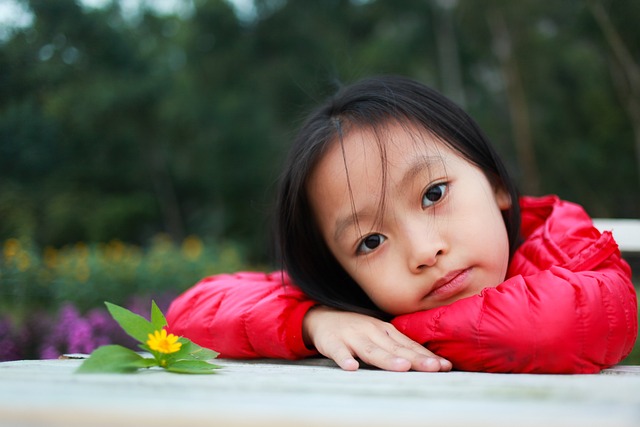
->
<box><xmin>167</xmin><ymin>76</ymin><xmax>637</xmax><ymax>373</ymax></box>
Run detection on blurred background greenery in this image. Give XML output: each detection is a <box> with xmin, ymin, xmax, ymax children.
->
<box><xmin>0</xmin><ymin>0</ymin><xmax>638</xmax><ymax>361</ymax></box>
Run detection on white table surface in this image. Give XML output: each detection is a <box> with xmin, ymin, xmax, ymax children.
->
<box><xmin>1</xmin><ymin>358</ymin><xmax>639</xmax><ymax>427</ymax></box>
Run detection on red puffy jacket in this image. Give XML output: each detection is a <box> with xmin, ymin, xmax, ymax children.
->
<box><xmin>166</xmin><ymin>195</ymin><xmax>638</xmax><ymax>373</ymax></box>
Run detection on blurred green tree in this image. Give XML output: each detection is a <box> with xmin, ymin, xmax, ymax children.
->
<box><xmin>0</xmin><ymin>0</ymin><xmax>638</xmax><ymax>263</ymax></box>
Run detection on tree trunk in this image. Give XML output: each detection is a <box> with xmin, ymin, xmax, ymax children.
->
<box><xmin>588</xmin><ymin>0</ymin><xmax>640</xmax><ymax>190</ymax></box>
<box><xmin>434</xmin><ymin>0</ymin><xmax>467</xmax><ymax>108</ymax></box>
<box><xmin>140</xmin><ymin>136</ymin><xmax>185</xmax><ymax>243</ymax></box>
<box><xmin>487</xmin><ymin>8</ymin><xmax>541</xmax><ymax>195</ymax></box>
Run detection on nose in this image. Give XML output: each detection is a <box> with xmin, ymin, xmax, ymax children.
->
<box><xmin>405</xmin><ymin>221</ymin><xmax>447</xmax><ymax>273</ymax></box>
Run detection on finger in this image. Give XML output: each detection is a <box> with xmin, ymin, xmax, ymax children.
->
<box><xmin>379</xmin><ymin>341</ymin><xmax>444</xmax><ymax>372</ymax></box>
<box><xmin>318</xmin><ymin>330</ymin><xmax>417</xmax><ymax>372</ymax></box>
<box><xmin>338</xmin><ymin>357</ymin><xmax>360</xmax><ymax>371</ymax></box>
<box><xmin>351</xmin><ymin>342</ymin><xmax>413</xmax><ymax>372</ymax></box>
<box><xmin>337</xmin><ymin>323</ymin><xmax>425</xmax><ymax>372</ymax></box>
<box><xmin>394</xmin><ymin>345</ymin><xmax>452</xmax><ymax>372</ymax></box>
<box><xmin>315</xmin><ymin>340</ymin><xmax>361</xmax><ymax>371</ymax></box>
<box><xmin>383</xmin><ymin>326</ymin><xmax>436</xmax><ymax>357</ymax></box>
<box><xmin>378</xmin><ymin>328</ymin><xmax>452</xmax><ymax>372</ymax></box>
<box><xmin>413</xmin><ymin>355</ymin><xmax>452</xmax><ymax>372</ymax></box>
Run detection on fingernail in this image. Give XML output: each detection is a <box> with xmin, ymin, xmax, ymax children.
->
<box><xmin>441</xmin><ymin>359</ymin><xmax>453</xmax><ymax>370</ymax></box>
<box><xmin>342</xmin><ymin>358</ymin><xmax>359</xmax><ymax>371</ymax></box>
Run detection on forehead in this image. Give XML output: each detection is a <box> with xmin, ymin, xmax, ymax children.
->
<box><xmin>306</xmin><ymin>122</ymin><xmax>452</xmax><ymax>238</ymax></box>
<box><xmin>312</xmin><ymin>121</ymin><xmax>447</xmax><ymax>186</ymax></box>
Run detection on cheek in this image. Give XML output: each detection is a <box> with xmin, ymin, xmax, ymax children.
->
<box><xmin>467</xmin><ymin>198</ymin><xmax>510</xmax><ymax>282</ymax></box>
<box><xmin>349</xmin><ymin>265</ymin><xmax>402</xmax><ymax>312</ymax></box>
<box><xmin>353</xmin><ymin>269</ymin><xmax>422</xmax><ymax>316</ymax></box>
<box><xmin>488</xmin><ymin>219</ymin><xmax>511</xmax><ymax>282</ymax></box>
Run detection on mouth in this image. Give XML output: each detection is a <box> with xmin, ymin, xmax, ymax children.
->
<box><xmin>427</xmin><ymin>268</ymin><xmax>472</xmax><ymax>300</ymax></box>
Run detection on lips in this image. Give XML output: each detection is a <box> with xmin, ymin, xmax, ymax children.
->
<box><xmin>428</xmin><ymin>268</ymin><xmax>472</xmax><ymax>299</ymax></box>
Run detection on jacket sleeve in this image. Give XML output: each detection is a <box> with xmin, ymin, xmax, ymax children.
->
<box><xmin>391</xmin><ymin>232</ymin><xmax>638</xmax><ymax>374</ymax></box>
<box><xmin>166</xmin><ymin>272</ymin><xmax>318</xmax><ymax>359</ymax></box>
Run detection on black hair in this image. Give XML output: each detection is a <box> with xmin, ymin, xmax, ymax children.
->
<box><xmin>275</xmin><ymin>75</ymin><xmax>521</xmax><ymax>318</ymax></box>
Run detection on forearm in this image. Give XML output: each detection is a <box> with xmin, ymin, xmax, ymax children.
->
<box><xmin>166</xmin><ymin>272</ymin><xmax>318</xmax><ymax>359</ymax></box>
<box><xmin>392</xmin><ymin>261</ymin><xmax>637</xmax><ymax>373</ymax></box>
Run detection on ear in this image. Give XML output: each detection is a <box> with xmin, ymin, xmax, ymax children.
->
<box><xmin>494</xmin><ymin>187</ymin><xmax>512</xmax><ymax>211</ymax></box>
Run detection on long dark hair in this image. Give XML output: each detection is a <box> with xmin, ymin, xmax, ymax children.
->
<box><xmin>275</xmin><ymin>75</ymin><xmax>520</xmax><ymax>317</ymax></box>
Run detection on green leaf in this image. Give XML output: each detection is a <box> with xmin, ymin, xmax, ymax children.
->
<box><xmin>190</xmin><ymin>345</ymin><xmax>219</xmax><ymax>361</ymax></box>
<box><xmin>165</xmin><ymin>359</ymin><xmax>221</xmax><ymax>374</ymax></box>
<box><xmin>78</xmin><ymin>301</ymin><xmax>222</xmax><ymax>375</ymax></box>
<box><xmin>76</xmin><ymin>345</ymin><xmax>157</xmax><ymax>373</ymax></box>
<box><xmin>150</xmin><ymin>300</ymin><xmax>167</xmax><ymax>331</ymax></box>
<box><xmin>105</xmin><ymin>301</ymin><xmax>156</xmax><ymax>343</ymax></box>
<box><xmin>169</xmin><ymin>338</ymin><xmax>219</xmax><ymax>362</ymax></box>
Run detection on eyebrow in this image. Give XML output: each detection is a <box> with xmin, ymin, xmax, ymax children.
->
<box><xmin>333</xmin><ymin>209</ymin><xmax>371</xmax><ymax>244</ymax></box>
<box><xmin>332</xmin><ymin>155</ymin><xmax>443</xmax><ymax>243</ymax></box>
<box><xmin>399</xmin><ymin>155</ymin><xmax>442</xmax><ymax>191</ymax></box>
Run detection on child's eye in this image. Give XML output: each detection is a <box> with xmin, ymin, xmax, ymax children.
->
<box><xmin>422</xmin><ymin>183</ymin><xmax>447</xmax><ymax>207</ymax></box>
<box><xmin>357</xmin><ymin>234</ymin><xmax>386</xmax><ymax>254</ymax></box>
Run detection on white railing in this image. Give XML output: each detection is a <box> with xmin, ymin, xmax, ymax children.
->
<box><xmin>593</xmin><ymin>218</ymin><xmax>640</xmax><ymax>253</ymax></box>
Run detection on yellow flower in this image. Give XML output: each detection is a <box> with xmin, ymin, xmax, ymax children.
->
<box><xmin>16</xmin><ymin>252</ymin><xmax>31</xmax><ymax>272</ymax></box>
<box><xmin>75</xmin><ymin>261</ymin><xmax>90</xmax><ymax>283</ymax></box>
<box><xmin>74</xmin><ymin>242</ymin><xmax>89</xmax><ymax>260</ymax></box>
<box><xmin>43</xmin><ymin>246</ymin><xmax>58</xmax><ymax>269</ymax></box>
<box><xmin>106</xmin><ymin>239</ymin><xmax>125</xmax><ymax>262</ymax></box>
<box><xmin>181</xmin><ymin>235</ymin><xmax>203</xmax><ymax>261</ymax></box>
<box><xmin>3</xmin><ymin>238</ymin><xmax>20</xmax><ymax>259</ymax></box>
<box><xmin>147</xmin><ymin>329</ymin><xmax>182</xmax><ymax>354</ymax></box>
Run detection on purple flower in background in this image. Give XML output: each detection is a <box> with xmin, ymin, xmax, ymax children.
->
<box><xmin>22</xmin><ymin>311</ymin><xmax>54</xmax><ymax>360</ymax></box>
<box><xmin>2</xmin><ymin>293</ymin><xmax>179</xmax><ymax>361</ymax></box>
<box><xmin>86</xmin><ymin>309</ymin><xmax>116</xmax><ymax>348</ymax></box>
<box><xmin>38</xmin><ymin>303</ymin><xmax>122</xmax><ymax>359</ymax></box>
<box><xmin>124</xmin><ymin>295</ymin><xmax>149</xmax><ymax>319</ymax></box>
<box><xmin>0</xmin><ymin>317</ymin><xmax>22</xmax><ymax>361</ymax></box>
<box><xmin>38</xmin><ymin>304</ymin><xmax>83</xmax><ymax>359</ymax></box>
<box><xmin>126</xmin><ymin>292</ymin><xmax>175</xmax><ymax>319</ymax></box>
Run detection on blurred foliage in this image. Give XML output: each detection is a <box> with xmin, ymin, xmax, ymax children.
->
<box><xmin>0</xmin><ymin>235</ymin><xmax>249</xmax><ymax>315</ymax></box>
<box><xmin>0</xmin><ymin>0</ymin><xmax>639</xmax><ymax>264</ymax></box>
<box><xmin>0</xmin><ymin>234</ymin><xmax>252</xmax><ymax>360</ymax></box>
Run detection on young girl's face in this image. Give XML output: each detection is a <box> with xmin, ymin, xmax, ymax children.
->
<box><xmin>307</xmin><ymin>122</ymin><xmax>512</xmax><ymax>315</ymax></box>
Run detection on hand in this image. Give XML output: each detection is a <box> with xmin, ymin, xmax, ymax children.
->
<box><xmin>302</xmin><ymin>306</ymin><xmax>452</xmax><ymax>372</ymax></box>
